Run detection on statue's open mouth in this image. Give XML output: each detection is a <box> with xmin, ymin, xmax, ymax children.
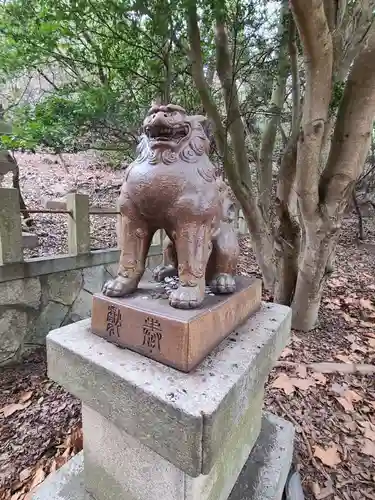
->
<box><xmin>145</xmin><ymin>124</ymin><xmax>190</xmax><ymax>143</ymax></box>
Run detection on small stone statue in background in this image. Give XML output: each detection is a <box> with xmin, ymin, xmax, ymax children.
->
<box><xmin>103</xmin><ymin>104</ymin><xmax>239</xmax><ymax>309</ymax></box>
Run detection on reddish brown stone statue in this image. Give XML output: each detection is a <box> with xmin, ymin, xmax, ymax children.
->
<box><xmin>103</xmin><ymin>104</ymin><xmax>239</xmax><ymax>309</ymax></box>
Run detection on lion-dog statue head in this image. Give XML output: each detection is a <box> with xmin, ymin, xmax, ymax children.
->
<box><xmin>135</xmin><ymin>104</ymin><xmax>210</xmax><ymax>166</ymax></box>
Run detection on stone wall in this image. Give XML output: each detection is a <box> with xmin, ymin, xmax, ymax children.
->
<box><xmin>0</xmin><ymin>250</ymin><xmax>162</xmax><ymax>366</ymax></box>
<box><xmin>0</xmin><ymin>188</ymin><xmax>163</xmax><ymax>366</ymax></box>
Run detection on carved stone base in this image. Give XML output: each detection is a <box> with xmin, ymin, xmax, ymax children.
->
<box><xmin>91</xmin><ymin>276</ymin><xmax>261</xmax><ymax>372</ymax></box>
<box><xmin>31</xmin><ymin>413</ymin><xmax>295</xmax><ymax>500</ymax></box>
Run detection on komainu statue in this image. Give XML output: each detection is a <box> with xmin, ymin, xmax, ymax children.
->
<box><xmin>103</xmin><ymin>104</ymin><xmax>239</xmax><ymax>309</ymax></box>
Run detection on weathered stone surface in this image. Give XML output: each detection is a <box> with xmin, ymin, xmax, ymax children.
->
<box><xmin>84</xmin><ymin>390</ymin><xmax>262</xmax><ymax>500</ymax></box>
<box><xmin>31</xmin><ymin>413</ymin><xmax>294</xmax><ymax>500</ymax></box>
<box><xmin>44</xmin><ymin>271</ymin><xmax>83</xmax><ymax>306</ymax></box>
<box><xmin>0</xmin><ymin>247</ymin><xmax>161</xmax><ymax>284</ymax></box>
<box><xmin>43</xmin><ymin>198</ymin><xmax>68</xmax><ymax>211</ymax></box>
<box><xmin>185</xmin><ymin>392</ymin><xmax>263</xmax><ymax>499</ymax></box>
<box><xmin>47</xmin><ymin>303</ymin><xmax>291</xmax><ymax>477</ymax></box>
<box><xmin>0</xmin><ymin>309</ymin><xmax>27</xmax><ymax>364</ymax></box>
<box><xmin>31</xmin><ymin>453</ymin><xmax>90</xmax><ymax>500</ymax></box>
<box><xmin>0</xmin><ymin>251</ymin><xmax>162</xmax><ymax>365</ymax></box>
<box><xmin>69</xmin><ymin>290</ymin><xmax>93</xmax><ymax>322</ymax></box>
<box><xmin>22</xmin><ymin>232</ymin><xmax>39</xmax><ymax>249</ymax></box>
<box><xmin>67</xmin><ymin>194</ymin><xmax>90</xmax><ymax>255</ymax></box>
<box><xmin>82</xmin><ymin>266</ymin><xmax>106</xmax><ymax>294</ymax></box>
<box><xmin>104</xmin><ymin>264</ymin><xmax>117</xmax><ymax>278</ymax></box>
<box><xmin>0</xmin><ymin>278</ymin><xmax>41</xmax><ymax>309</ymax></box>
<box><xmin>228</xmin><ymin>413</ymin><xmax>295</xmax><ymax>500</ymax></box>
<box><xmin>0</xmin><ymin>188</ymin><xmax>23</xmax><ymax>264</ymax></box>
<box><xmin>0</xmin><ymin>250</ymin><xmax>122</xmax><ymax>283</ymax></box>
<box><xmin>28</xmin><ymin>302</ymin><xmax>69</xmax><ymax>345</ymax></box>
<box><xmin>145</xmin><ymin>253</ymin><xmax>163</xmax><ymax>270</ymax></box>
<box><xmin>83</xmin><ymin>405</ymin><xmax>185</xmax><ymax>500</ymax></box>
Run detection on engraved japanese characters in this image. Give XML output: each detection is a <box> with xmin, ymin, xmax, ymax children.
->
<box><xmin>103</xmin><ymin>103</ymin><xmax>239</xmax><ymax>309</ymax></box>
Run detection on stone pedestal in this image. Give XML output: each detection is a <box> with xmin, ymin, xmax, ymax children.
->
<box><xmin>32</xmin><ymin>413</ymin><xmax>294</xmax><ymax>500</ymax></box>
<box><xmin>34</xmin><ymin>302</ymin><xmax>293</xmax><ymax>500</ymax></box>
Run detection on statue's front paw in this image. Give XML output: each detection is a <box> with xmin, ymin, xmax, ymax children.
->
<box><xmin>153</xmin><ymin>264</ymin><xmax>178</xmax><ymax>282</ymax></box>
<box><xmin>102</xmin><ymin>277</ymin><xmax>138</xmax><ymax>297</ymax></box>
<box><xmin>209</xmin><ymin>274</ymin><xmax>236</xmax><ymax>294</ymax></box>
<box><xmin>169</xmin><ymin>285</ymin><xmax>204</xmax><ymax>309</ymax></box>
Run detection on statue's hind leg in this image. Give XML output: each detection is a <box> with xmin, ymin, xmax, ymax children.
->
<box><xmin>153</xmin><ymin>237</ymin><xmax>178</xmax><ymax>282</ymax></box>
<box><xmin>207</xmin><ymin>223</ymin><xmax>240</xmax><ymax>294</ymax></box>
<box><xmin>103</xmin><ymin>191</ymin><xmax>153</xmax><ymax>297</ymax></box>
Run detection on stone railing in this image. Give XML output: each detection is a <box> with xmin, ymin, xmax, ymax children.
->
<box><xmin>0</xmin><ymin>188</ymin><xmax>163</xmax><ymax>366</ymax></box>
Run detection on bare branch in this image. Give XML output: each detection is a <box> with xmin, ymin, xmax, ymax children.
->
<box><xmin>186</xmin><ymin>3</ymin><xmax>226</xmax><ymax>155</ymax></box>
<box><xmin>258</xmin><ymin>0</ymin><xmax>290</xmax><ymax>216</ymax></box>
<box><xmin>288</xmin><ymin>16</ymin><xmax>300</xmax><ymax>136</ymax></box>
<box><xmin>215</xmin><ymin>15</ymin><xmax>250</xmax><ymax>184</ymax></box>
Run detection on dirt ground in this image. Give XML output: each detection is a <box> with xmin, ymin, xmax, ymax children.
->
<box><xmin>0</xmin><ymin>154</ymin><xmax>375</xmax><ymax>500</ymax></box>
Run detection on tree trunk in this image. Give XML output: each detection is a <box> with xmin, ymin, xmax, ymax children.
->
<box><xmin>237</xmin><ymin>188</ymin><xmax>275</xmax><ymax>289</ymax></box>
<box><xmin>291</xmin><ymin>221</ymin><xmax>337</xmax><ymax>330</ymax></box>
<box><xmin>274</xmin><ymin>15</ymin><xmax>300</xmax><ymax>305</ymax></box>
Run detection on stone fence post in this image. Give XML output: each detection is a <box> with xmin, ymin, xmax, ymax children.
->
<box><xmin>238</xmin><ymin>209</ymin><xmax>249</xmax><ymax>235</ymax></box>
<box><xmin>0</xmin><ymin>188</ymin><xmax>23</xmax><ymax>264</ymax></box>
<box><xmin>66</xmin><ymin>193</ymin><xmax>90</xmax><ymax>255</ymax></box>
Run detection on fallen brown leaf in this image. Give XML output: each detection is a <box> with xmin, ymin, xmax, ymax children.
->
<box><xmin>19</xmin><ymin>466</ymin><xmax>34</xmax><ymax>482</ymax></box>
<box><xmin>360</xmin><ymin>320</ymin><xmax>375</xmax><ymax>328</ymax></box>
<box><xmin>290</xmin><ymin>377</ymin><xmax>316</xmax><ymax>391</ymax></box>
<box><xmin>316</xmin><ymin>483</ymin><xmax>335</xmax><ymax>499</ymax></box>
<box><xmin>19</xmin><ymin>391</ymin><xmax>33</xmax><ymax>403</ymax></box>
<box><xmin>271</xmin><ymin>373</ymin><xmax>295</xmax><ymax>395</ymax></box>
<box><xmin>1</xmin><ymin>402</ymin><xmax>31</xmax><ymax>418</ymax></box>
<box><xmin>364</xmin><ymin>428</ymin><xmax>375</xmax><ymax>441</ymax></box>
<box><xmin>350</xmin><ymin>342</ymin><xmax>367</xmax><ymax>354</ymax></box>
<box><xmin>342</xmin><ymin>312</ymin><xmax>356</xmax><ymax>324</ymax></box>
<box><xmin>343</xmin><ymin>389</ymin><xmax>363</xmax><ymax>403</ymax></box>
<box><xmin>70</xmin><ymin>427</ymin><xmax>83</xmax><ymax>451</ymax></box>
<box><xmin>336</xmin><ymin>396</ymin><xmax>354</xmax><ymax>412</ymax></box>
<box><xmin>325</xmin><ymin>302</ymin><xmax>340</xmax><ymax>311</ymax></box>
<box><xmin>11</xmin><ymin>492</ymin><xmax>24</xmax><ymax>500</ymax></box>
<box><xmin>280</xmin><ymin>347</ymin><xmax>293</xmax><ymax>358</ymax></box>
<box><xmin>361</xmin><ymin>439</ymin><xmax>375</xmax><ymax>458</ymax></box>
<box><xmin>29</xmin><ymin>467</ymin><xmax>46</xmax><ymax>491</ymax></box>
<box><xmin>314</xmin><ymin>444</ymin><xmax>341</xmax><ymax>467</ymax></box>
<box><xmin>335</xmin><ymin>354</ymin><xmax>352</xmax><ymax>363</ymax></box>
<box><xmin>311</xmin><ymin>482</ymin><xmax>321</xmax><ymax>497</ymax></box>
<box><xmin>359</xmin><ymin>298</ymin><xmax>375</xmax><ymax>311</ymax></box>
<box><xmin>54</xmin><ymin>455</ymin><xmax>69</xmax><ymax>470</ymax></box>
<box><xmin>295</xmin><ymin>364</ymin><xmax>307</xmax><ymax>378</ymax></box>
<box><xmin>312</xmin><ymin>372</ymin><xmax>327</xmax><ymax>385</ymax></box>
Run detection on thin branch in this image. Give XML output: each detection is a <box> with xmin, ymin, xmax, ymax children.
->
<box><xmin>1</xmin><ymin>76</ymin><xmax>32</xmax><ymax>113</ymax></box>
<box><xmin>288</xmin><ymin>16</ymin><xmax>300</xmax><ymax>136</ymax></box>
<box><xmin>37</xmin><ymin>70</ymin><xmax>60</xmax><ymax>91</ymax></box>
<box><xmin>186</xmin><ymin>3</ymin><xmax>226</xmax><ymax>155</ymax></box>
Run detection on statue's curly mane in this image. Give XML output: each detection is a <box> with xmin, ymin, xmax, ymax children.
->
<box><xmin>135</xmin><ymin>121</ymin><xmax>210</xmax><ymax>166</ymax></box>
